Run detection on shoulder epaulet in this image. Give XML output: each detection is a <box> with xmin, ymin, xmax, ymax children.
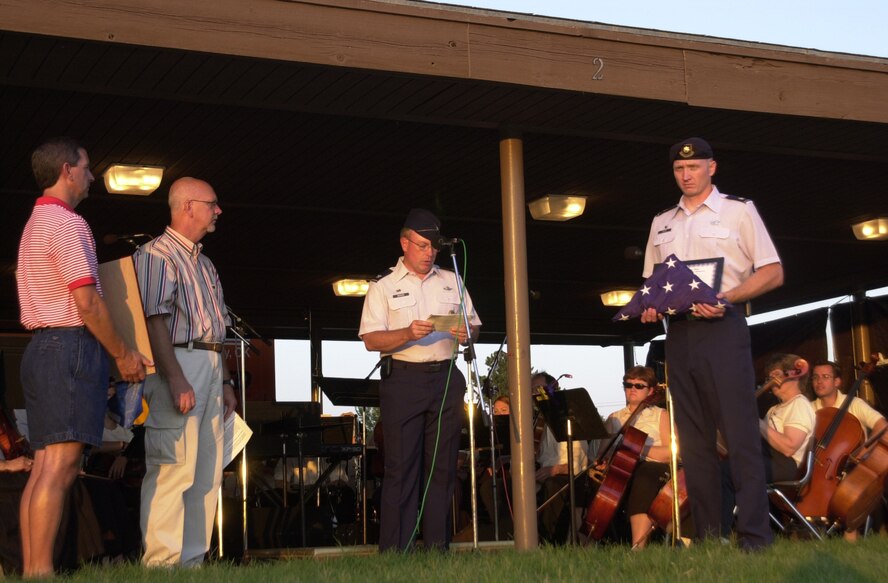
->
<box><xmin>655</xmin><ymin>205</ymin><xmax>678</xmax><ymax>217</ymax></box>
<box><xmin>724</xmin><ymin>194</ymin><xmax>752</xmax><ymax>203</ymax></box>
<box><xmin>370</xmin><ymin>268</ymin><xmax>394</xmax><ymax>283</ymax></box>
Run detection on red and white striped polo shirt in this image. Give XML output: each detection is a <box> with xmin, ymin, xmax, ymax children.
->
<box><xmin>17</xmin><ymin>196</ymin><xmax>101</xmax><ymax>329</ymax></box>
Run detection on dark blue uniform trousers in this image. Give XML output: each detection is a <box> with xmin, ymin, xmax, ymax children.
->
<box><xmin>378</xmin><ymin>363</ymin><xmax>465</xmax><ymax>551</ymax></box>
<box><xmin>666</xmin><ymin>310</ymin><xmax>773</xmax><ymax>550</ymax></box>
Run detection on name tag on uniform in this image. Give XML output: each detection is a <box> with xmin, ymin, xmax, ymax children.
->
<box><xmin>389</xmin><ymin>292</ymin><xmax>414</xmax><ymax>310</ymax></box>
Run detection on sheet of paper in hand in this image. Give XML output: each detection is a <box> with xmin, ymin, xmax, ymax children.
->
<box><xmin>427</xmin><ymin>313</ymin><xmax>462</xmax><ymax>332</ymax></box>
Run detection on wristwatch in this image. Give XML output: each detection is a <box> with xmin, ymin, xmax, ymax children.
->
<box><xmin>222</xmin><ymin>378</ymin><xmax>237</xmax><ymax>388</ymax></box>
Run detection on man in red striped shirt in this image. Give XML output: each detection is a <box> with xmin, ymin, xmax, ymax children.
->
<box><xmin>16</xmin><ymin>137</ymin><xmax>151</xmax><ymax>578</ymax></box>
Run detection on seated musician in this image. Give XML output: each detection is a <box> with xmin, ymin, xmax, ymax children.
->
<box><xmin>533</xmin><ymin>372</ymin><xmax>590</xmax><ymax>544</ymax></box>
<box><xmin>602</xmin><ymin>366</ymin><xmax>674</xmax><ymax>548</ymax></box>
<box><xmin>811</xmin><ymin>360</ymin><xmax>888</xmax><ymax>445</ymax></box>
<box><xmin>0</xmin><ymin>412</ymin><xmax>104</xmax><ymax>574</ymax></box>
<box><xmin>758</xmin><ymin>354</ymin><xmax>816</xmax><ymax>482</ymax></box>
<box><xmin>476</xmin><ymin>395</ymin><xmax>513</xmax><ymax>539</ymax></box>
<box><xmin>493</xmin><ymin>395</ymin><xmax>511</xmax><ymax>417</ymax></box>
<box><xmin>811</xmin><ymin>360</ymin><xmax>888</xmax><ymax>540</ymax></box>
<box><xmin>0</xmin><ymin>452</ymin><xmax>33</xmax><ymax>573</ymax></box>
<box><xmin>82</xmin><ymin>381</ymin><xmax>145</xmax><ymax>561</ymax></box>
<box><xmin>722</xmin><ymin>354</ymin><xmax>814</xmax><ymax>536</ymax></box>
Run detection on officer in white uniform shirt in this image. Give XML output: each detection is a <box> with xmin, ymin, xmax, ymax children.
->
<box><xmin>640</xmin><ymin>137</ymin><xmax>784</xmax><ymax>551</ymax></box>
<box><xmin>359</xmin><ymin>208</ymin><xmax>481</xmax><ymax>551</ymax></box>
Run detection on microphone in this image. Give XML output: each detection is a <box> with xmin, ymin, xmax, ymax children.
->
<box><xmin>624</xmin><ymin>246</ymin><xmax>644</xmax><ymax>260</ymax></box>
<box><xmin>103</xmin><ymin>233</ymin><xmax>153</xmax><ymax>245</ymax></box>
<box><xmin>437</xmin><ymin>236</ymin><xmax>460</xmax><ymax>248</ymax></box>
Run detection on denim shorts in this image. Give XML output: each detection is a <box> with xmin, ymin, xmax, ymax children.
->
<box><xmin>20</xmin><ymin>326</ymin><xmax>109</xmax><ymax>449</ymax></box>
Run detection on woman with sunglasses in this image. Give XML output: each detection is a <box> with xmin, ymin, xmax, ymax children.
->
<box><xmin>602</xmin><ymin>366</ymin><xmax>675</xmax><ymax>548</ymax></box>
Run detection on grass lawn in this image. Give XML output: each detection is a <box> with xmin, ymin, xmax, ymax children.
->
<box><xmin>64</xmin><ymin>536</ymin><xmax>886</xmax><ymax>583</ymax></box>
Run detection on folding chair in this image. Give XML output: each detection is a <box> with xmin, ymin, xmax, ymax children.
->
<box><xmin>766</xmin><ymin>449</ymin><xmax>824</xmax><ymax>541</ymax></box>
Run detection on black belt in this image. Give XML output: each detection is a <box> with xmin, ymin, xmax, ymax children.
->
<box><xmin>665</xmin><ymin>313</ymin><xmax>697</xmax><ymax>323</ymax></box>
<box><xmin>174</xmin><ymin>341</ymin><xmax>224</xmax><ymax>353</ymax></box>
<box><xmin>391</xmin><ymin>359</ymin><xmax>451</xmax><ymax>372</ymax></box>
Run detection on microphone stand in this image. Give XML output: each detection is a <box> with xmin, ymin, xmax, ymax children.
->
<box><xmin>443</xmin><ymin>241</ymin><xmax>488</xmax><ymax>550</ymax></box>
<box><xmin>227</xmin><ymin>305</ymin><xmax>271</xmax><ymax>354</ymax></box>
<box><xmin>661</xmin><ymin>318</ymin><xmax>684</xmax><ymax>548</ymax></box>
<box><xmin>109</xmin><ymin>233</ymin><xmax>154</xmax><ymax>251</ymax></box>
<box><xmin>481</xmin><ymin>336</ymin><xmax>507</xmax><ymax>541</ymax></box>
<box><xmin>225</xmin><ymin>306</ymin><xmax>266</xmax><ymax>557</ymax></box>
<box><xmin>359</xmin><ymin>360</ymin><xmax>382</xmax><ymax>545</ymax></box>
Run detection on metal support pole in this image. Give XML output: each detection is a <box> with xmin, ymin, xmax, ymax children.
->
<box><xmin>623</xmin><ymin>342</ymin><xmax>635</xmax><ymax>371</ymax></box>
<box><xmin>310</xmin><ymin>311</ymin><xmax>323</xmax><ymax>412</ymax></box>
<box><xmin>850</xmin><ymin>290</ymin><xmax>876</xmax><ymax>405</ymax></box>
<box><xmin>220</xmin><ymin>334</ymin><xmax>250</xmax><ymax>558</ymax></box>
<box><xmin>499</xmin><ymin>130</ymin><xmax>538</xmax><ymax>550</ymax></box>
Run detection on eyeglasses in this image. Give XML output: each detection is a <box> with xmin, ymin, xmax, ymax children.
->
<box><xmin>405</xmin><ymin>237</ymin><xmax>435</xmax><ymax>252</ymax></box>
<box><xmin>811</xmin><ymin>374</ymin><xmax>835</xmax><ymax>381</ymax></box>
<box><xmin>189</xmin><ymin>199</ymin><xmax>219</xmax><ymax>210</ymax></box>
<box><xmin>623</xmin><ymin>382</ymin><xmax>649</xmax><ymax>390</ymax></box>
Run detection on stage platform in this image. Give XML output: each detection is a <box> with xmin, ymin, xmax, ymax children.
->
<box><xmin>243</xmin><ymin>540</ymin><xmax>515</xmax><ymax>561</ymax></box>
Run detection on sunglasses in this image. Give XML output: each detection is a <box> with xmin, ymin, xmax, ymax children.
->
<box><xmin>622</xmin><ymin>382</ymin><xmax>650</xmax><ymax>390</ymax></box>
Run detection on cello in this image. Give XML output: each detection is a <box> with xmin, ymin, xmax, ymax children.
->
<box><xmin>580</xmin><ymin>387</ymin><xmax>663</xmax><ymax>540</ymax></box>
<box><xmin>793</xmin><ymin>355</ymin><xmax>885</xmax><ymax>519</ymax></box>
<box><xmin>646</xmin><ymin>467</ymin><xmax>689</xmax><ymax>536</ymax></box>
<box><xmin>829</xmin><ymin>425</ymin><xmax>888</xmax><ymax>530</ymax></box>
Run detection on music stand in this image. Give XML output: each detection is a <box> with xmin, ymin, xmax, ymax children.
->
<box><xmin>314</xmin><ymin>376</ymin><xmax>379</xmax><ymax>407</ymax></box>
<box><xmin>491</xmin><ymin>415</ymin><xmax>511</xmax><ymax>456</ymax></box>
<box><xmin>461</xmin><ymin>410</ymin><xmax>510</xmax><ymax>452</ymax></box>
<box><xmin>313</xmin><ymin>375</ymin><xmax>380</xmax><ymax>545</ymax></box>
<box><xmin>245</xmin><ymin>401</ymin><xmax>321</xmax><ymax>546</ymax></box>
<box><xmin>246</xmin><ymin>401</ymin><xmax>323</xmax><ymax>457</ymax></box>
<box><xmin>534</xmin><ymin>388</ymin><xmax>608</xmax><ymax>545</ymax></box>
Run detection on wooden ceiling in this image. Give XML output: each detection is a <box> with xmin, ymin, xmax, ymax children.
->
<box><xmin>1</xmin><ymin>1</ymin><xmax>888</xmax><ymax>345</ymax></box>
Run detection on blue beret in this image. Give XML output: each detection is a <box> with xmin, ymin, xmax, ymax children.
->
<box><xmin>403</xmin><ymin>208</ymin><xmax>443</xmax><ymax>250</ymax></box>
<box><xmin>669</xmin><ymin>137</ymin><xmax>714</xmax><ymax>161</ymax></box>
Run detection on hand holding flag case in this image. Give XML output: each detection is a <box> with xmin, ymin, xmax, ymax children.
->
<box><xmin>613</xmin><ymin>254</ymin><xmax>729</xmax><ymax>321</ymax></box>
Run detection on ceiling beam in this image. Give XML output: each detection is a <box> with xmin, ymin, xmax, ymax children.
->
<box><xmin>2</xmin><ymin>0</ymin><xmax>887</xmax><ymax>122</ymax></box>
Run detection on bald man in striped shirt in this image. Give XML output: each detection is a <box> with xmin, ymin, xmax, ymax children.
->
<box><xmin>16</xmin><ymin>137</ymin><xmax>151</xmax><ymax>578</ymax></box>
<box><xmin>134</xmin><ymin>177</ymin><xmax>237</xmax><ymax>567</ymax></box>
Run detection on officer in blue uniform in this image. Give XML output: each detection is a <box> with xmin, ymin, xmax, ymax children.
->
<box><xmin>641</xmin><ymin>138</ymin><xmax>784</xmax><ymax>551</ymax></box>
<box><xmin>359</xmin><ymin>209</ymin><xmax>481</xmax><ymax>551</ymax></box>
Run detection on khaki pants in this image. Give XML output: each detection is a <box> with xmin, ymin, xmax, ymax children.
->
<box><xmin>140</xmin><ymin>348</ymin><xmax>223</xmax><ymax>567</ymax></box>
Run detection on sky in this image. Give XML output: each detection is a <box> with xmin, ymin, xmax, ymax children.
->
<box><xmin>430</xmin><ymin>0</ymin><xmax>887</xmax><ymax>58</ymax></box>
<box><xmin>274</xmin><ymin>0</ymin><xmax>888</xmax><ymax>421</ymax></box>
